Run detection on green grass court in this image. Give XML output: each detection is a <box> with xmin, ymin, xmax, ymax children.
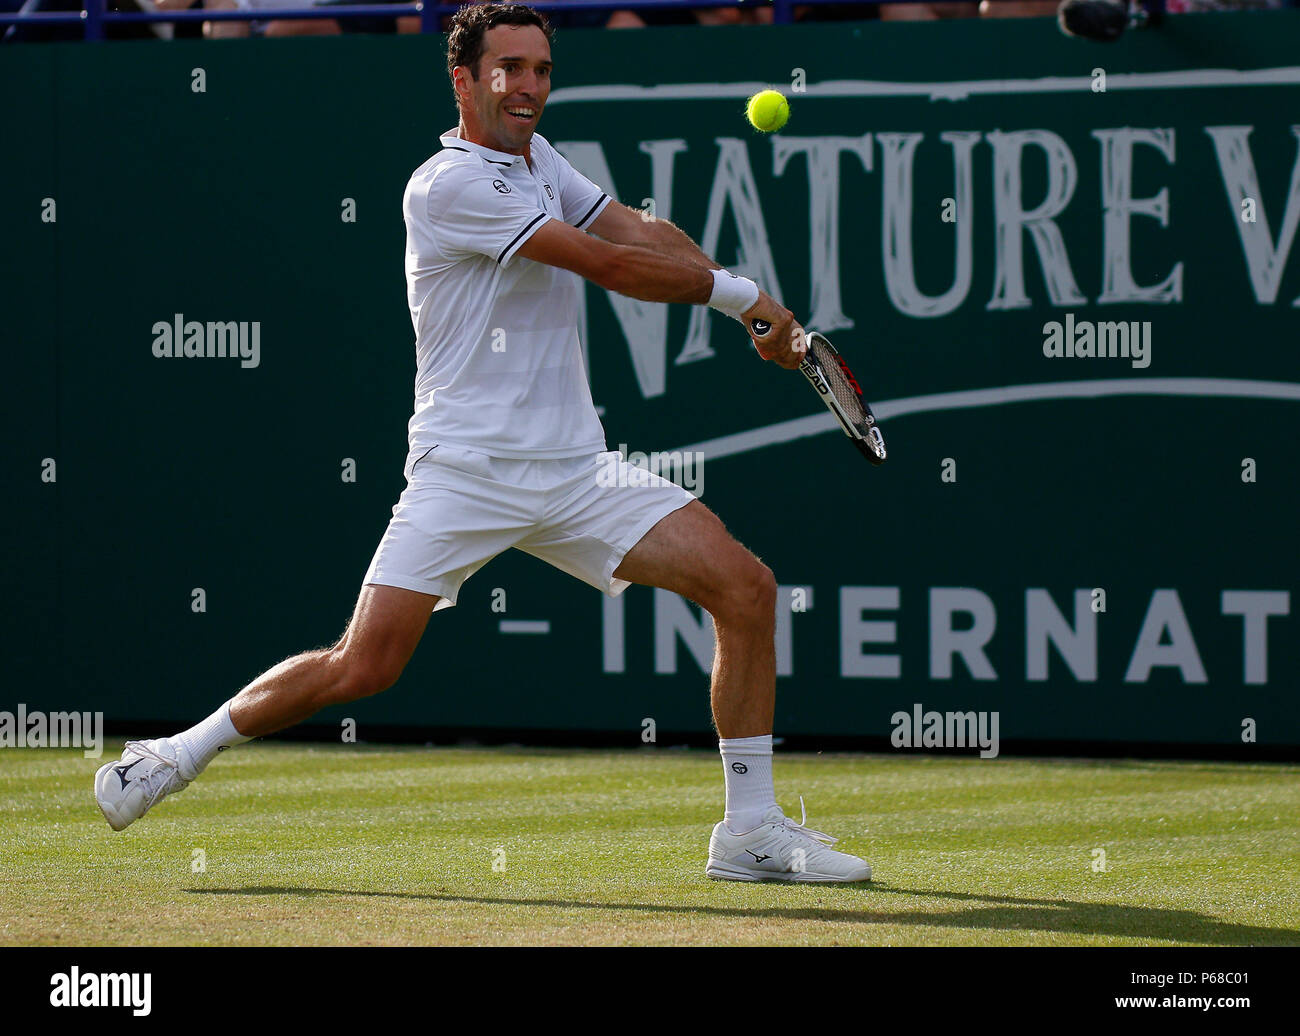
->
<box><xmin>2</xmin><ymin>742</ymin><xmax>1298</xmax><ymax>946</ymax></box>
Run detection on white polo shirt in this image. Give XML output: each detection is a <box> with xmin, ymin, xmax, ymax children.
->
<box><xmin>401</xmin><ymin>127</ymin><xmax>613</xmax><ymax>459</ymax></box>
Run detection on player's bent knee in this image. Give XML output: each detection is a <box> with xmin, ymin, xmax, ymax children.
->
<box><xmin>750</xmin><ymin>562</ymin><xmax>778</xmax><ymax>616</ymax></box>
<box><xmin>714</xmin><ymin>560</ymin><xmax>777</xmax><ymax>628</ymax></box>
<box><xmin>329</xmin><ymin>654</ymin><xmax>405</xmax><ymax>704</ymax></box>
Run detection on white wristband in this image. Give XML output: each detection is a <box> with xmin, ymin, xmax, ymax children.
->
<box><xmin>708</xmin><ymin>268</ymin><xmax>759</xmax><ymax>319</ymax></box>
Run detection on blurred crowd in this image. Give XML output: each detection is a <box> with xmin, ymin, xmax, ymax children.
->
<box><xmin>1</xmin><ymin>0</ymin><xmax>1289</xmax><ymax>43</ymax></box>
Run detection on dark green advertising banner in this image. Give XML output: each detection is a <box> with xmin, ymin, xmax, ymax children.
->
<box><xmin>2</xmin><ymin>13</ymin><xmax>1297</xmax><ymax>750</ymax></box>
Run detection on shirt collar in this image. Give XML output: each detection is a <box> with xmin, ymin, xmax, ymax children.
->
<box><xmin>440</xmin><ymin>127</ymin><xmax>528</xmax><ymax>169</ymax></box>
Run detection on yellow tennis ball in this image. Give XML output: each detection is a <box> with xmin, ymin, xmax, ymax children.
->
<box><xmin>746</xmin><ymin>90</ymin><xmax>789</xmax><ymax>133</ymax></box>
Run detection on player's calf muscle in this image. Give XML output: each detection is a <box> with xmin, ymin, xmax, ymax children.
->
<box><xmin>229</xmin><ymin>586</ymin><xmax>434</xmax><ymax>737</ymax></box>
<box><xmin>229</xmin><ymin>645</ymin><xmax>398</xmax><ymax>737</ymax></box>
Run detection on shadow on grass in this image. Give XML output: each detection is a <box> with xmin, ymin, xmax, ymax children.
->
<box><xmin>185</xmin><ymin>884</ymin><xmax>1299</xmax><ymax>945</ymax></box>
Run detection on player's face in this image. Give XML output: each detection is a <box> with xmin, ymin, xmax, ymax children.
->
<box><xmin>462</xmin><ymin>25</ymin><xmax>552</xmax><ymax>154</ymax></box>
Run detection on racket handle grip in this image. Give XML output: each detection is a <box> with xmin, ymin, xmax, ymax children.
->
<box><xmin>750</xmin><ymin>318</ymin><xmax>771</xmax><ymax>335</ymax></box>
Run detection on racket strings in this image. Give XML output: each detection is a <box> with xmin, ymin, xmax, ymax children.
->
<box><xmin>813</xmin><ymin>344</ymin><xmax>871</xmax><ymax>429</ymax></box>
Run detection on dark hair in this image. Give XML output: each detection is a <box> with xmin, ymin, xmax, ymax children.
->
<box><xmin>446</xmin><ymin>3</ymin><xmax>555</xmax><ymax>99</ymax></box>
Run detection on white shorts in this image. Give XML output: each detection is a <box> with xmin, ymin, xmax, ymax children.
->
<box><xmin>363</xmin><ymin>444</ymin><xmax>696</xmax><ymax>611</ymax></box>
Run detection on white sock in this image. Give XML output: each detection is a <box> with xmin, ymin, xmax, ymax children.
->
<box><xmin>719</xmin><ymin>734</ymin><xmax>777</xmax><ymax>834</ymax></box>
<box><xmin>172</xmin><ymin>700</ymin><xmax>251</xmax><ymax>780</ymax></box>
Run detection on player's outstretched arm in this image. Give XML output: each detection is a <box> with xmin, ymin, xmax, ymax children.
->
<box><xmin>518</xmin><ymin>218</ymin><xmax>714</xmax><ymax>305</ymax></box>
<box><xmin>585</xmin><ymin>201</ymin><xmax>721</xmax><ymax>273</ymax></box>
<box><xmin>517</xmin><ymin>218</ymin><xmax>804</xmax><ymax>369</ymax></box>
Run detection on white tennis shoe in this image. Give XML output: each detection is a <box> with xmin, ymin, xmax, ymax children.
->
<box><xmin>95</xmin><ymin>738</ymin><xmax>193</xmax><ymax>831</ymax></box>
<box><xmin>706</xmin><ymin>798</ymin><xmax>872</xmax><ymax>883</ymax></box>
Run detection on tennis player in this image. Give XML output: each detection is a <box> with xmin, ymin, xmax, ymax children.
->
<box><xmin>96</xmin><ymin>2</ymin><xmax>870</xmax><ymax>884</ymax></box>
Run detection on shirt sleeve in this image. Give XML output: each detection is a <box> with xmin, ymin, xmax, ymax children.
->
<box><xmin>555</xmin><ymin>154</ymin><xmax>612</xmax><ymax>231</ymax></box>
<box><xmin>422</xmin><ymin>161</ymin><xmax>552</xmax><ymax>268</ymax></box>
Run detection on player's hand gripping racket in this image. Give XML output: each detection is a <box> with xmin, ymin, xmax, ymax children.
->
<box><xmin>750</xmin><ymin>320</ymin><xmax>887</xmax><ymax>465</ymax></box>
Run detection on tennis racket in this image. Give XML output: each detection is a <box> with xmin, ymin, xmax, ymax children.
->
<box><xmin>750</xmin><ymin>320</ymin><xmax>887</xmax><ymax>465</ymax></box>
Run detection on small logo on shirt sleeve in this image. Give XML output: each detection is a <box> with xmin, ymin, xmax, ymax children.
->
<box><xmin>544</xmin><ymin>184</ymin><xmax>554</xmax><ymax>199</ymax></box>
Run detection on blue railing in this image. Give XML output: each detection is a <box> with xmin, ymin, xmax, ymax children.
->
<box><xmin>0</xmin><ymin>0</ymin><xmax>1000</xmax><ymax>41</ymax></box>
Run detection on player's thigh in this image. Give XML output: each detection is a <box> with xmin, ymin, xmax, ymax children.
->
<box><xmin>612</xmin><ymin>499</ymin><xmax>774</xmax><ymax>616</ymax></box>
<box><xmin>335</xmin><ymin>583</ymin><xmax>440</xmax><ymax>683</ymax></box>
